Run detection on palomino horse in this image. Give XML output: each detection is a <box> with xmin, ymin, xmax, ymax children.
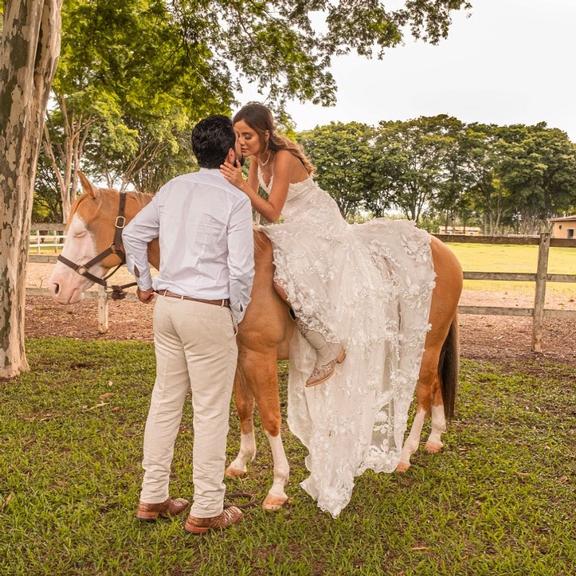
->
<box><xmin>49</xmin><ymin>175</ymin><xmax>463</xmax><ymax>510</ymax></box>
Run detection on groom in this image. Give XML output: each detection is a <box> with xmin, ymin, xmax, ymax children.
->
<box><xmin>123</xmin><ymin>115</ymin><xmax>254</xmax><ymax>534</ymax></box>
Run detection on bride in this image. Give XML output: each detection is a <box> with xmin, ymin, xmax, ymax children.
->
<box><xmin>220</xmin><ymin>102</ymin><xmax>436</xmax><ymax>517</ymax></box>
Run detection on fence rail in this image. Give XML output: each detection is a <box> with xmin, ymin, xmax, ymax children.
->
<box><xmin>29</xmin><ymin>224</ymin><xmax>66</xmax><ymax>253</ymax></box>
<box><xmin>27</xmin><ymin>231</ymin><xmax>576</xmax><ymax>350</ymax></box>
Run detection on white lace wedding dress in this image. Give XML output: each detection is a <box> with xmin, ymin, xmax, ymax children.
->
<box><xmin>258</xmin><ymin>172</ymin><xmax>436</xmax><ymax>517</ymax></box>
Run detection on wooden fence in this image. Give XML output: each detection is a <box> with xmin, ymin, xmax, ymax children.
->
<box><xmin>28</xmin><ymin>231</ymin><xmax>576</xmax><ymax>351</ymax></box>
<box><xmin>434</xmin><ymin>233</ymin><xmax>576</xmax><ymax>351</ymax></box>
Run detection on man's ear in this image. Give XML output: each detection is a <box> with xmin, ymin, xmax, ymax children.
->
<box><xmin>225</xmin><ymin>148</ymin><xmax>236</xmax><ymax>165</ymax></box>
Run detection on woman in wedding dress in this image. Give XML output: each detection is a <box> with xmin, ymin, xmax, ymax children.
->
<box><xmin>220</xmin><ymin>102</ymin><xmax>436</xmax><ymax>517</ymax></box>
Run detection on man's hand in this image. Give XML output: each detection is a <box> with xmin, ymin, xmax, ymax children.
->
<box><xmin>137</xmin><ymin>288</ymin><xmax>155</xmax><ymax>304</ymax></box>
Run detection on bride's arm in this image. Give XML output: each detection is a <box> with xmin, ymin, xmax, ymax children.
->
<box><xmin>221</xmin><ymin>152</ymin><xmax>291</xmax><ymax>223</ymax></box>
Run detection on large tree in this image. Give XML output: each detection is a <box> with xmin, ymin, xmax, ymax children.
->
<box><xmin>497</xmin><ymin>123</ymin><xmax>576</xmax><ymax>232</ymax></box>
<box><xmin>44</xmin><ymin>0</ymin><xmax>229</xmax><ymax>220</ymax></box>
<box><xmin>369</xmin><ymin>115</ymin><xmax>459</xmax><ymax>223</ymax></box>
<box><xmin>2</xmin><ymin>0</ymin><xmax>471</xmax><ymax>378</ymax></box>
<box><xmin>43</xmin><ymin>0</ymin><xmax>472</xmax><ymax>220</ymax></box>
<box><xmin>298</xmin><ymin>122</ymin><xmax>376</xmax><ymax>219</ymax></box>
<box><xmin>0</xmin><ymin>0</ymin><xmax>62</xmax><ymax>378</ymax></box>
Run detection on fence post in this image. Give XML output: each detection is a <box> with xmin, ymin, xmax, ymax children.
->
<box><xmin>97</xmin><ymin>286</ymin><xmax>109</xmax><ymax>334</ymax></box>
<box><xmin>532</xmin><ymin>232</ymin><xmax>550</xmax><ymax>352</ymax></box>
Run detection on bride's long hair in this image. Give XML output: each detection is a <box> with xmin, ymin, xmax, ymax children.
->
<box><xmin>233</xmin><ymin>102</ymin><xmax>314</xmax><ymax>174</ymax></box>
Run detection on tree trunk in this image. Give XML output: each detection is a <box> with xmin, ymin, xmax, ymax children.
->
<box><xmin>0</xmin><ymin>0</ymin><xmax>62</xmax><ymax>378</ymax></box>
<box><xmin>43</xmin><ymin>97</ymin><xmax>94</xmax><ymax>223</ymax></box>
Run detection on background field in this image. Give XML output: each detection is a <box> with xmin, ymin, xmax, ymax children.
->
<box><xmin>1</xmin><ymin>339</ymin><xmax>575</xmax><ymax>576</ymax></box>
<box><xmin>447</xmin><ymin>243</ymin><xmax>576</xmax><ymax>296</ymax></box>
<box><xmin>27</xmin><ymin>242</ymin><xmax>576</xmax><ymax>298</ymax></box>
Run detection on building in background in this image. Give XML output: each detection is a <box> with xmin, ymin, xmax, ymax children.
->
<box><xmin>550</xmin><ymin>216</ymin><xmax>576</xmax><ymax>239</ymax></box>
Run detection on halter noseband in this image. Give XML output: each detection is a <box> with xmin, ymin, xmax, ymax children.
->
<box><xmin>57</xmin><ymin>192</ymin><xmax>137</xmax><ymax>300</ymax></box>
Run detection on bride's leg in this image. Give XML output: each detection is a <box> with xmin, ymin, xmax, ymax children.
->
<box><xmin>274</xmin><ymin>282</ymin><xmax>345</xmax><ymax>387</ymax></box>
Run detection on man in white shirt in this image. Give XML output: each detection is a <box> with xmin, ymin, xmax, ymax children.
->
<box><xmin>123</xmin><ymin>115</ymin><xmax>254</xmax><ymax>534</ymax></box>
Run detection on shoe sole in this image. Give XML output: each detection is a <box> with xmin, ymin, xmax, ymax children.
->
<box><xmin>184</xmin><ymin>518</ymin><xmax>242</xmax><ymax>535</ymax></box>
<box><xmin>136</xmin><ymin>504</ymin><xmax>190</xmax><ymax>522</ymax></box>
<box><xmin>305</xmin><ymin>349</ymin><xmax>346</xmax><ymax>388</ymax></box>
<box><xmin>136</xmin><ymin>509</ymin><xmax>161</xmax><ymax>521</ymax></box>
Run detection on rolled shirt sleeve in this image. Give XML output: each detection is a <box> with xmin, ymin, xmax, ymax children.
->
<box><xmin>227</xmin><ymin>197</ymin><xmax>255</xmax><ymax>324</ymax></box>
<box><xmin>122</xmin><ymin>193</ymin><xmax>160</xmax><ymax>291</ymax></box>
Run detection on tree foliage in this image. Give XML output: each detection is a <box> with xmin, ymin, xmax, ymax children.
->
<box><xmin>298</xmin><ymin>122</ymin><xmax>376</xmax><ymax>218</ymax></box>
<box><xmin>297</xmin><ymin>118</ymin><xmax>576</xmax><ymax>233</ymax></box>
<box><xmin>39</xmin><ymin>0</ymin><xmax>472</xmax><ymax>220</ymax></box>
<box><xmin>173</xmin><ymin>0</ymin><xmax>472</xmax><ymax>106</ymax></box>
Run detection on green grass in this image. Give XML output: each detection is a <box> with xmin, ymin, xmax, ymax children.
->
<box><xmin>446</xmin><ymin>243</ymin><xmax>576</xmax><ymax>296</ymax></box>
<box><xmin>1</xmin><ymin>339</ymin><xmax>575</xmax><ymax>575</ymax></box>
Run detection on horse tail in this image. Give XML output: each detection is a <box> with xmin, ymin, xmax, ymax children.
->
<box><xmin>439</xmin><ymin>315</ymin><xmax>459</xmax><ymax>420</ymax></box>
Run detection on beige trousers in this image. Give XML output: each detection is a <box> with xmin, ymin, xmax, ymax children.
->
<box><xmin>140</xmin><ymin>295</ymin><xmax>237</xmax><ymax>518</ymax></box>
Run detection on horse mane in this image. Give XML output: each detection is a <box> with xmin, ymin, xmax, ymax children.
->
<box><xmin>67</xmin><ymin>186</ymin><xmax>153</xmax><ymax>228</ymax></box>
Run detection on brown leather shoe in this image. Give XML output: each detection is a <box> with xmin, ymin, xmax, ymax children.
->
<box><xmin>184</xmin><ymin>505</ymin><xmax>243</xmax><ymax>534</ymax></box>
<box><xmin>136</xmin><ymin>497</ymin><xmax>190</xmax><ymax>521</ymax></box>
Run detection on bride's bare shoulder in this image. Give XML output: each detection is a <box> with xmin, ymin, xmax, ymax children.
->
<box><xmin>274</xmin><ymin>149</ymin><xmax>309</xmax><ymax>181</ymax></box>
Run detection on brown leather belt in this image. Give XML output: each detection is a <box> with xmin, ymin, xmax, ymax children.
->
<box><xmin>156</xmin><ymin>289</ymin><xmax>230</xmax><ymax>308</ymax></box>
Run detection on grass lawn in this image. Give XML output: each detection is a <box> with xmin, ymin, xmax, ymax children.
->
<box><xmin>445</xmin><ymin>243</ymin><xmax>576</xmax><ymax>296</ymax></box>
<box><xmin>1</xmin><ymin>339</ymin><xmax>575</xmax><ymax>576</ymax></box>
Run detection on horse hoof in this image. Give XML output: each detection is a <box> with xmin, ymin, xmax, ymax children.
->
<box><xmin>225</xmin><ymin>466</ymin><xmax>246</xmax><ymax>479</ymax></box>
<box><xmin>425</xmin><ymin>442</ymin><xmax>443</xmax><ymax>454</ymax></box>
<box><xmin>395</xmin><ymin>461</ymin><xmax>411</xmax><ymax>473</ymax></box>
<box><xmin>262</xmin><ymin>493</ymin><xmax>288</xmax><ymax>511</ymax></box>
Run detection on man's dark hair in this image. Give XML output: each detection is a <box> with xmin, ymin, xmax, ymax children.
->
<box><xmin>191</xmin><ymin>115</ymin><xmax>235</xmax><ymax>169</ymax></box>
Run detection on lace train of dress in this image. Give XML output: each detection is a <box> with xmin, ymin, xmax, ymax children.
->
<box><xmin>258</xmin><ymin>174</ymin><xmax>436</xmax><ymax>517</ymax></box>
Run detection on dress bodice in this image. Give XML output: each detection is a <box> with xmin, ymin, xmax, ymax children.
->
<box><xmin>257</xmin><ymin>170</ymin><xmax>345</xmax><ymax>229</ymax></box>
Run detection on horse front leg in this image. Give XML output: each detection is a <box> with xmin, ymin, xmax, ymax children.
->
<box><xmin>226</xmin><ymin>369</ymin><xmax>257</xmax><ymax>478</ymax></box>
<box><xmin>243</xmin><ymin>347</ymin><xmax>289</xmax><ymax>511</ymax></box>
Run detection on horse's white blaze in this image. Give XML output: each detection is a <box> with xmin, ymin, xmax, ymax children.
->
<box><xmin>426</xmin><ymin>404</ymin><xmax>447</xmax><ymax>450</ymax></box>
<box><xmin>48</xmin><ymin>214</ymin><xmax>103</xmax><ymax>304</ymax></box>
<box><xmin>265</xmin><ymin>431</ymin><xmax>289</xmax><ymax>498</ymax></box>
<box><xmin>399</xmin><ymin>408</ymin><xmax>427</xmax><ymax>467</ymax></box>
<box><xmin>227</xmin><ymin>431</ymin><xmax>256</xmax><ymax>474</ymax></box>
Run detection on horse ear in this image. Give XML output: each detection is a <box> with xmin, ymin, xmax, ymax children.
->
<box><xmin>78</xmin><ymin>172</ymin><xmax>98</xmax><ymax>199</ymax></box>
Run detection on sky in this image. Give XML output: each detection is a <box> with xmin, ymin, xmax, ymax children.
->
<box><xmin>240</xmin><ymin>0</ymin><xmax>576</xmax><ymax>141</ymax></box>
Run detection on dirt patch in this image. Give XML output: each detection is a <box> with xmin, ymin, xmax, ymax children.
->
<box><xmin>26</xmin><ymin>294</ymin><xmax>576</xmax><ymax>368</ymax></box>
<box><xmin>28</xmin><ymin>259</ymin><xmax>576</xmax><ymax>365</ymax></box>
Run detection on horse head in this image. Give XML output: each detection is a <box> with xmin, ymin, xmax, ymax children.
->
<box><xmin>48</xmin><ymin>174</ymin><xmax>152</xmax><ymax>304</ymax></box>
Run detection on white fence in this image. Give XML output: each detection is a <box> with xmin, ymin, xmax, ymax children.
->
<box><xmin>29</xmin><ymin>224</ymin><xmax>66</xmax><ymax>253</ymax></box>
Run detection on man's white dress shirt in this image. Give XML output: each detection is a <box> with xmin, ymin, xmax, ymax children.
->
<box><xmin>123</xmin><ymin>168</ymin><xmax>254</xmax><ymax>323</ymax></box>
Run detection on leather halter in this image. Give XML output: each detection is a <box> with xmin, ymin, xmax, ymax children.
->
<box><xmin>57</xmin><ymin>192</ymin><xmax>137</xmax><ymax>300</ymax></box>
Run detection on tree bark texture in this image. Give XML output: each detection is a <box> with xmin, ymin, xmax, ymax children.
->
<box><xmin>0</xmin><ymin>0</ymin><xmax>62</xmax><ymax>378</ymax></box>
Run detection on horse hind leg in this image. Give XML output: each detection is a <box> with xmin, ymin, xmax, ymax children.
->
<box><xmin>425</xmin><ymin>388</ymin><xmax>447</xmax><ymax>454</ymax></box>
<box><xmin>397</xmin><ymin>350</ymin><xmax>438</xmax><ymax>472</ymax></box>
<box><xmin>425</xmin><ymin>319</ymin><xmax>458</xmax><ymax>453</ymax></box>
<box><xmin>226</xmin><ymin>370</ymin><xmax>257</xmax><ymax>478</ymax></box>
